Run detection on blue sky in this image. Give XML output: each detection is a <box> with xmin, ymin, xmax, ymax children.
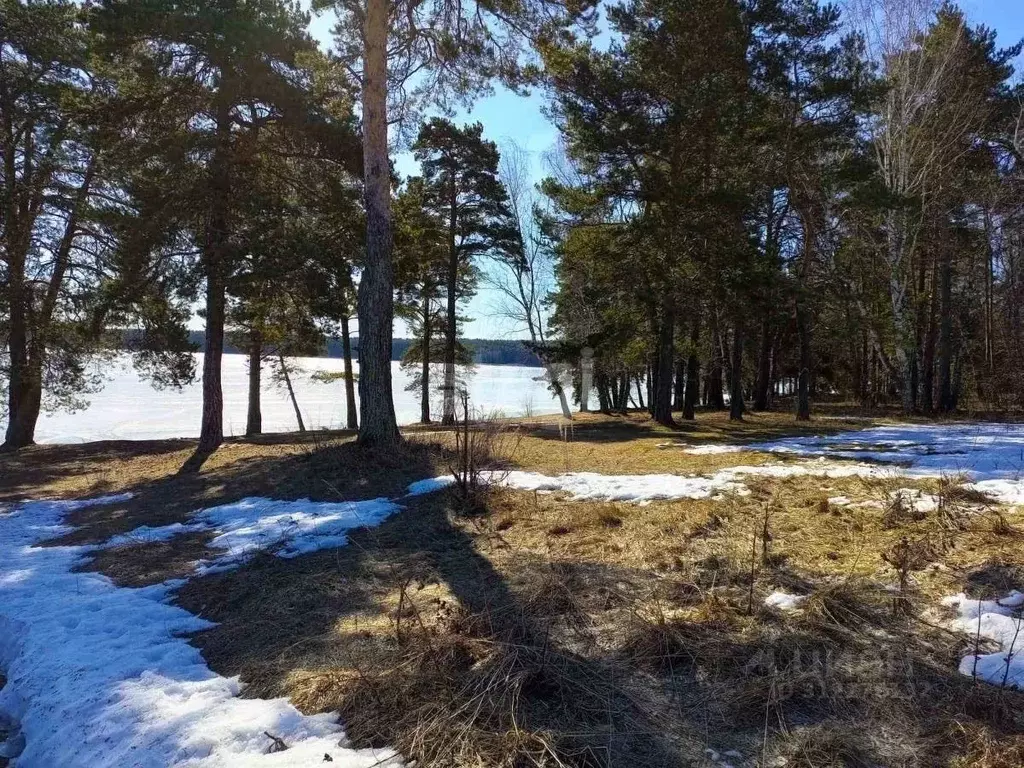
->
<box><xmin>306</xmin><ymin>0</ymin><xmax>1024</xmax><ymax>339</ymax></box>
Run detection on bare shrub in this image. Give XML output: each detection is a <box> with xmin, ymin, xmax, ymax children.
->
<box><xmin>448</xmin><ymin>390</ymin><xmax>523</xmax><ymax>514</ymax></box>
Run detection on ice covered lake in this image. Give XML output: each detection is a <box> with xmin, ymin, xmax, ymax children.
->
<box><xmin>27</xmin><ymin>353</ymin><xmax>564</xmax><ymax>444</ymax></box>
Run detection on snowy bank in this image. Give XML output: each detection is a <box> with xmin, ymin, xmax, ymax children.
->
<box><xmin>469</xmin><ymin>459</ymin><xmax>929</xmax><ymax>505</ymax></box>
<box><xmin>943</xmin><ymin>591</ymin><xmax>1024</xmax><ymax>689</ymax></box>
<box><xmin>692</xmin><ymin>422</ymin><xmax>1024</xmax><ymax>505</ymax></box>
<box><xmin>0</xmin><ymin>494</ymin><xmax>403</xmax><ymax>767</ymax></box>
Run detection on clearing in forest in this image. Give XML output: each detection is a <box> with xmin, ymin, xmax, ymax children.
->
<box><xmin>2</xmin><ymin>409</ymin><xmax>1024</xmax><ymax>767</ymax></box>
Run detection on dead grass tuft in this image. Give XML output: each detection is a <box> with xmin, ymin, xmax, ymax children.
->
<box><xmin>882</xmin><ymin>490</ymin><xmax>927</xmax><ymax>529</ymax></box>
<box><xmin>300</xmin><ymin>601</ymin><xmax>678</xmax><ymax>768</ymax></box>
<box><xmin>800</xmin><ymin>580</ymin><xmax>886</xmax><ymax>632</ymax></box>
<box><xmin>774</xmin><ymin>722</ymin><xmax>874</xmax><ymax>767</ymax></box>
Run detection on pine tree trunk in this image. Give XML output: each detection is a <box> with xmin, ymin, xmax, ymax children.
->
<box><xmin>3</xmin><ymin>249</ymin><xmax>33</xmax><ymax>450</ymax></box>
<box><xmin>921</xmin><ymin>256</ymin><xmax>939</xmax><ymax>414</ymax></box>
<box><xmin>753</xmin><ymin>316</ymin><xmax>772</xmax><ymax>411</ymax></box>
<box><xmin>672</xmin><ymin>359</ymin><xmax>685</xmax><ymax>411</ymax></box>
<box><xmin>796</xmin><ymin>301</ymin><xmax>811</xmax><ymax>421</ymax></box>
<box><xmin>442</xmin><ymin>179</ymin><xmax>459</xmax><ymax>425</ymax></box>
<box><xmin>938</xmin><ymin>250</ymin><xmax>954</xmax><ymax>413</ymax></box>
<box><xmin>245</xmin><ymin>334</ymin><xmax>262</xmax><ymax>436</ymax></box>
<box><xmin>683</xmin><ymin>312</ymin><xmax>700</xmax><ymax>421</ymax></box>
<box><xmin>3</xmin><ymin>370</ymin><xmax>41</xmax><ymax>450</ymax></box>
<box><xmin>729</xmin><ymin>324</ymin><xmax>745</xmax><ymax>421</ymax></box>
<box><xmin>708</xmin><ymin>315</ymin><xmax>725</xmax><ymax>410</ymax></box>
<box><xmin>653</xmin><ymin>302</ymin><xmax>675</xmax><ymax>426</ymax></box>
<box><xmin>279</xmin><ymin>354</ymin><xmax>306</xmax><ymax>432</ymax></box>
<box><xmin>357</xmin><ymin>0</ymin><xmax>401</xmax><ymax>446</ymax></box>
<box><xmin>195</xmin><ymin>92</ymin><xmax>233</xmax><ymax>457</ymax></box>
<box><xmin>341</xmin><ymin>314</ymin><xmax>358</xmax><ymax>429</ymax></box>
<box><xmin>421</xmin><ymin>299</ymin><xmax>432</xmax><ymax>423</ymax></box>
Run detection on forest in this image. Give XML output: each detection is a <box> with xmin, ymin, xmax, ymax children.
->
<box><xmin>2</xmin><ymin>0</ymin><xmax>1023</xmax><ymax>454</ymax></box>
<box><xmin>7</xmin><ymin>2</ymin><xmax>1024</xmax><ymax>766</ymax></box>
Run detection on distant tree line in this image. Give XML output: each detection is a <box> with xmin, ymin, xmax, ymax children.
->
<box><xmin>5</xmin><ymin>0</ymin><xmax>1024</xmax><ymax>458</ymax></box>
<box><xmin>118</xmin><ymin>331</ymin><xmax>544</xmax><ymax>367</ymax></box>
<box><xmin>540</xmin><ymin>0</ymin><xmax>1024</xmax><ymax>424</ymax></box>
<box><xmin>1</xmin><ymin>0</ymin><xmax>585</xmax><ymax>455</ymax></box>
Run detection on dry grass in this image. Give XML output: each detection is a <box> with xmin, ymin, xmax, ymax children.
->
<box><xmin>6</xmin><ymin>409</ymin><xmax>1024</xmax><ymax>766</ymax></box>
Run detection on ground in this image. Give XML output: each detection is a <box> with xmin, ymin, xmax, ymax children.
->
<box><xmin>3</xmin><ymin>407</ymin><xmax>1024</xmax><ymax>767</ymax></box>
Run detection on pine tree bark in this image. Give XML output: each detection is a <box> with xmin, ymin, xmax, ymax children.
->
<box><xmin>683</xmin><ymin>312</ymin><xmax>701</xmax><ymax>421</ymax></box>
<box><xmin>672</xmin><ymin>359</ymin><xmax>685</xmax><ymax>412</ymax></box>
<box><xmin>194</xmin><ymin>91</ymin><xmax>232</xmax><ymax>458</ymax></box>
<box><xmin>420</xmin><ymin>298</ymin><xmax>432</xmax><ymax>423</ymax></box>
<box><xmin>442</xmin><ymin>179</ymin><xmax>459</xmax><ymax>425</ymax></box>
<box><xmin>796</xmin><ymin>301</ymin><xmax>811</xmax><ymax>421</ymax></box>
<box><xmin>653</xmin><ymin>302</ymin><xmax>675</xmax><ymax>426</ymax></box>
<box><xmin>279</xmin><ymin>354</ymin><xmax>305</xmax><ymax>432</ymax></box>
<box><xmin>245</xmin><ymin>333</ymin><xmax>262</xmax><ymax>436</ymax></box>
<box><xmin>729</xmin><ymin>324</ymin><xmax>745</xmax><ymax>421</ymax></box>
<box><xmin>3</xmin><ymin>246</ymin><xmax>34</xmax><ymax>449</ymax></box>
<box><xmin>341</xmin><ymin>314</ymin><xmax>358</xmax><ymax>429</ymax></box>
<box><xmin>938</xmin><ymin>248</ymin><xmax>954</xmax><ymax>413</ymax></box>
<box><xmin>357</xmin><ymin>0</ymin><xmax>401</xmax><ymax>446</ymax></box>
<box><xmin>708</xmin><ymin>314</ymin><xmax>725</xmax><ymax>410</ymax></box>
<box><xmin>753</xmin><ymin>316</ymin><xmax>772</xmax><ymax>411</ymax></box>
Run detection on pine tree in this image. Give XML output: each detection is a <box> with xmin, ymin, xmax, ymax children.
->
<box><xmin>95</xmin><ymin>0</ymin><xmax>354</xmax><ymax>463</ymax></box>
<box><xmin>394</xmin><ymin>178</ymin><xmax>448</xmax><ymax>423</ymax></box>
<box><xmin>313</xmin><ymin>0</ymin><xmax>593</xmax><ymax>446</ymax></box>
<box><xmin>1</xmin><ymin>0</ymin><xmax>193</xmax><ymax>449</ymax></box>
<box><xmin>412</xmin><ymin>119</ymin><xmax>518</xmax><ymax>424</ymax></box>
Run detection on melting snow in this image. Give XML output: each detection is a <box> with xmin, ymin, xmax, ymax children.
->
<box><xmin>695</xmin><ymin>422</ymin><xmax>1024</xmax><ymax>505</ymax></box>
<box><xmin>484</xmin><ymin>470</ymin><xmax>749</xmax><ymax>503</ymax></box>
<box><xmin>681</xmin><ymin>445</ymin><xmax>745</xmax><ymax>455</ymax></box>
<box><xmin>765</xmin><ymin>591</ymin><xmax>807</xmax><ymax>611</ymax></box>
<box><xmin>943</xmin><ymin>591</ymin><xmax>1024</xmax><ymax>688</ymax></box>
<box><xmin>470</xmin><ymin>460</ymin><xmax>930</xmax><ymax>505</ymax></box>
<box><xmin>0</xmin><ymin>494</ymin><xmax>403</xmax><ymax>767</ymax></box>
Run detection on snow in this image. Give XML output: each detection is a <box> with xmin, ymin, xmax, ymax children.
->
<box><xmin>943</xmin><ymin>591</ymin><xmax>1024</xmax><ymax>688</ymax></box>
<box><xmin>681</xmin><ymin>445</ymin><xmax>744</xmax><ymax>455</ymax></box>
<box><xmin>405</xmin><ymin>477</ymin><xmax>456</xmax><ymax>496</ymax></box>
<box><xmin>889</xmin><ymin>488</ymin><xmax>940</xmax><ymax>513</ymax></box>
<box><xmin>969</xmin><ymin>478</ymin><xmax>1024</xmax><ymax>505</ymax></box>
<box><xmin>102</xmin><ymin>479</ymin><xmax>457</xmax><ymax>577</ymax></box>
<box><xmin>751</xmin><ymin>422</ymin><xmax>1024</xmax><ymax>479</ymax></box>
<box><xmin>485</xmin><ymin>470</ymin><xmax>750</xmax><ymax>503</ymax></box>
<box><xmin>24</xmin><ymin>354</ymin><xmax>564</xmax><ymax>444</ymax></box>
<box><xmin>191</xmin><ymin>497</ymin><xmax>400</xmax><ymax>574</ymax></box>
<box><xmin>690</xmin><ymin>422</ymin><xmax>1024</xmax><ymax>506</ymax></box>
<box><xmin>0</xmin><ymin>494</ymin><xmax>403</xmax><ymax>767</ymax></box>
<box><xmin>765</xmin><ymin>591</ymin><xmax>807</xmax><ymax>611</ymax></box>
<box><xmin>473</xmin><ymin>460</ymin><xmax>919</xmax><ymax>504</ymax></box>
<box><xmin>99</xmin><ymin>522</ymin><xmax>198</xmax><ymax>549</ymax></box>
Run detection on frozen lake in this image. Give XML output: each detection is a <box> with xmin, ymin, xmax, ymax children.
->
<box><xmin>26</xmin><ymin>353</ymin><xmax>563</xmax><ymax>444</ymax></box>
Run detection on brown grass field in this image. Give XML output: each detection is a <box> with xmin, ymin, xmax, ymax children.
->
<box><xmin>3</xmin><ymin>407</ymin><xmax>1024</xmax><ymax>767</ymax></box>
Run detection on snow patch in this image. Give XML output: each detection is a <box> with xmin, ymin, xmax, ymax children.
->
<box><xmin>943</xmin><ymin>591</ymin><xmax>1024</xmax><ymax>688</ymax></box>
<box><xmin>0</xmin><ymin>494</ymin><xmax>402</xmax><ymax>767</ymax></box>
<box><xmin>486</xmin><ymin>470</ymin><xmax>749</xmax><ymax>503</ymax></box>
<box><xmin>765</xmin><ymin>591</ymin><xmax>807</xmax><ymax>611</ymax></box>
<box><xmin>191</xmin><ymin>497</ymin><xmax>399</xmax><ymax>575</ymax></box>
<box><xmin>405</xmin><ymin>477</ymin><xmax>455</xmax><ymax>497</ymax></box>
<box><xmin>682</xmin><ymin>445</ymin><xmax>744</xmax><ymax>455</ymax></box>
<box><xmin>890</xmin><ymin>488</ymin><xmax>940</xmax><ymax>513</ymax></box>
